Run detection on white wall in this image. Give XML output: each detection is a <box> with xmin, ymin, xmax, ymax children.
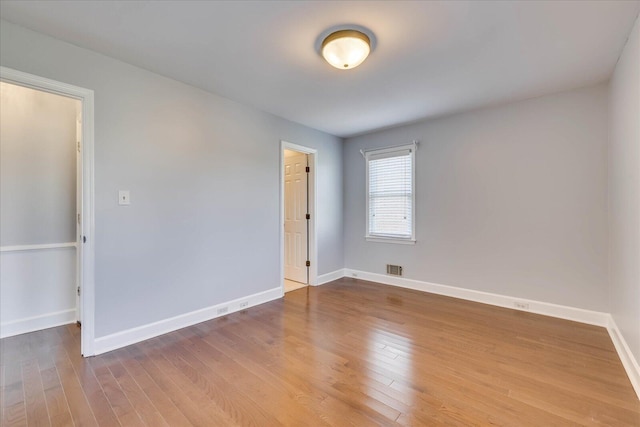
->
<box><xmin>0</xmin><ymin>82</ymin><xmax>79</xmax><ymax>336</ymax></box>
<box><xmin>0</xmin><ymin>20</ymin><xmax>343</xmax><ymax>339</ymax></box>
<box><xmin>0</xmin><ymin>247</ymin><xmax>77</xmax><ymax>336</ymax></box>
<box><xmin>344</xmin><ymin>84</ymin><xmax>609</xmax><ymax>311</ymax></box>
<box><xmin>609</xmin><ymin>16</ymin><xmax>640</xmax><ymax>365</ymax></box>
<box><xmin>0</xmin><ymin>82</ymin><xmax>78</xmax><ymax>246</ymax></box>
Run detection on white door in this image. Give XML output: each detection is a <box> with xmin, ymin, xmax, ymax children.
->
<box><xmin>75</xmin><ymin>110</ymin><xmax>82</xmax><ymax>323</ymax></box>
<box><xmin>284</xmin><ymin>152</ymin><xmax>308</xmax><ymax>283</ymax></box>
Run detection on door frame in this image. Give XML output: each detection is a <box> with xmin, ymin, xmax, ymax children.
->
<box><xmin>1</xmin><ymin>66</ymin><xmax>96</xmax><ymax>357</ymax></box>
<box><xmin>280</xmin><ymin>141</ymin><xmax>317</xmax><ymax>293</ymax></box>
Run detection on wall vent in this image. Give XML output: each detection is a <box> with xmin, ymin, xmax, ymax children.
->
<box><xmin>386</xmin><ymin>264</ymin><xmax>403</xmax><ymax>276</ymax></box>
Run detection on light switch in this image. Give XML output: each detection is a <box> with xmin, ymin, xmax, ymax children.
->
<box><xmin>118</xmin><ymin>190</ymin><xmax>130</xmax><ymax>205</ymax></box>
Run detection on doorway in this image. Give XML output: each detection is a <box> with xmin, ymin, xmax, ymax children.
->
<box><xmin>280</xmin><ymin>141</ymin><xmax>317</xmax><ymax>294</ymax></box>
<box><xmin>0</xmin><ymin>81</ymin><xmax>80</xmax><ymax>337</ymax></box>
<box><xmin>0</xmin><ymin>66</ymin><xmax>95</xmax><ymax>356</ymax></box>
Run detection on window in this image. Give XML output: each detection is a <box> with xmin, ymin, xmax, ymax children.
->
<box><xmin>365</xmin><ymin>144</ymin><xmax>416</xmax><ymax>243</ymax></box>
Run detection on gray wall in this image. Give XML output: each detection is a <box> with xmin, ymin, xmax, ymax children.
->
<box><xmin>344</xmin><ymin>84</ymin><xmax>609</xmax><ymax>312</ymax></box>
<box><xmin>609</xmin><ymin>16</ymin><xmax>640</xmax><ymax>363</ymax></box>
<box><xmin>0</xmin><ymin>20</ymin><xmax>343</xmax><ymax>337</ymax></box>
<box><xmin>0</xmin><ymin>82</ymin><xmax>78</xmax><ymax>246</ymax></box>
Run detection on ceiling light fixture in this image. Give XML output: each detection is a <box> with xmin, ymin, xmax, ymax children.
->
<box><xmin>321</xmin><ymin>29</ymin><xmax>371</xmax><ymax>70</ymax></box>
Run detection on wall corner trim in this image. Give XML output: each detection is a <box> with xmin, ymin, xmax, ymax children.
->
<box><xmin>93</xmin><ymin>287</ymin><xmax>282</xmax><ymax>355</ymax></box>
<box><xmin>608</xmin><ymin>316</ymin><xmax>640</xmax><ymax>400</ymax></box>
<box><xmin>315</xmin><ymin>269</ymin><xmax>346</xmax><ymax>286</ymax></box>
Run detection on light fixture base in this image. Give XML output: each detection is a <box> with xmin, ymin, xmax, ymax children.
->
<box><xmin>317</xmin><ymin>25</ymin><xmax>375</xmax><ymax>70</ymax></box>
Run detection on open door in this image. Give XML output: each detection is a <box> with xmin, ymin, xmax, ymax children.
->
<box><xmin>284</xmin><ymin>151</ymin><xmax>308</xmax><ymax>284</ymax></box>
<box><xmin>76</xmin><ymin>108</ymin><xmax>82</xmax><ymax>324</ymax></box>
<box><xmin>280</xmin><ymin>140</ymin><xmax>317</xmax><ymax>294</ymax></box>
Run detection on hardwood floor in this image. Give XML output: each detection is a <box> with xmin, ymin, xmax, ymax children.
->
<box><xmin>1</xmin><ymin>278</ymin><xmax>638</xmax><ymax>426</ymax></box>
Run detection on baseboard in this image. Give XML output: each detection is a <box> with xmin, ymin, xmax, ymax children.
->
<box><xmin>608</xmin><ymin>316</ymin><xmax>640</xmax><ymax>400</ymax></box>
<box><xmin>343</xmin><ymin>269</ymin><xmax>609</xmax><ymax>327</ymax></box>
<box><xmin>94</xmin><ymin>287</ymin><xmax>282</xmax><ymax>355</ymax></box>
<box><xmin>315</xmin><ymin>269</ymin><xmax>346</xmax><ymax>286</ymax></box>
<box><xmin>1</xmin><ymin>309</ymin><xmax>76</xmax><ymax>338</ymax></box>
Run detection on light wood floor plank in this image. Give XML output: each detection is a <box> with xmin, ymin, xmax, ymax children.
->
<box><xmin>2</xmin><ymin>359</ymin><xmax>26</xmax><ymax>427</ymax></box>
<box><xmin>21</xmin><ymin>359</ymin><xmax>50</xmax><ymax>426</ymax></box>
<box><xmin>39</xmin><ymin>366</ymin><xmax>74</xmax><ymax>427</ymax></box>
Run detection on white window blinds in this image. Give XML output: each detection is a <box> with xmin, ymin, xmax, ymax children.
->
<box><xmin>366</xmin><ymin>145</ymin><xmax>415</xmax><ymax>241</ymax></box>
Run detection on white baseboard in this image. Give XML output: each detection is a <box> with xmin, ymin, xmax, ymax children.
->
<box><xmin>608</xmin><ymin>316</ymin><xmax>640</xmax><ymax>400</ymax></box>
<box><xmin>315</xmin><ymin>269</ymin><xmax>346</xmax><ymax>286</ymax></box>
<box><xmin>312</xmin><ymin>268</ymin><xmax>611</xmax><ymax>328</ymax></box>
<box><xmin>0</xmin><ymin>309</ymin><xmax>76</xmax><ymax>338</ymax></box>
<box><xmin>344</xmin><ymin>269</ymin><xmax>609</xmax><ymax>327</ymax></box>
<box><xmin>94</xmin><ymin>287</ymin><xmax>282</xmax><ymax>355</ymax></box>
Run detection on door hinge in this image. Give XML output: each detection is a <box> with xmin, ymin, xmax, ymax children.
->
<box><xmin>77</xmin><ymin>141</ymin><xmax>81</xmax><ymax>152</ymax></box>
<box><xmin>77</xmin><ymin>286</ymin><xmax>80</xmax><ymax>296</ymax></box>
<box><xmin>306</xmin><ymin>260</ymin><xmax>311</xmax><ymax>267</ymax></box>
<box><xmin>306</xmin><ymin>213</ymin><xmax>310</xmax><ymax>220</ymax></box>
<box><xmin>305</xmin><ymin>166</ymin><xmax>310</xmax><ymax>173</ymax></box>
<box><xmin>77</xmin><ymin>213</ymin><xmax>81</xmax><ymax>224</ymax></box>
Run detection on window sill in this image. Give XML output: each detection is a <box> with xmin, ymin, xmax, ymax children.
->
<box><xmin>365</xmin><ymin>236</ymin><xmax>416</xmax><ymax>245</ymax></box>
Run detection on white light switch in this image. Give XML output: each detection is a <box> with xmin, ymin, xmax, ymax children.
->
<box><xmin>118</xmin><ymin>190</ymin><xmax>130</xmax><ymax>205</ymax></box>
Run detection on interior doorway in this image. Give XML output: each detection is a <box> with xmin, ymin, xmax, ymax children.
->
<box><xmin>284</xmin><ymin>149</ymin><xmax>308</xmax><ymax>289</ymax></box>
<box><xmin>0</xmin><ymin>81</ymin><xmax>81</xmax><ymax>334</ymax></box>
<box><xmin>280</xmin><ymin>141</ymin><xmax>317</xmax><ymax>294</ymax></box>
<box><xmin>0</xmin><ymin>66</ymin><xmax>95</xmax><ymax>356</ymax></box>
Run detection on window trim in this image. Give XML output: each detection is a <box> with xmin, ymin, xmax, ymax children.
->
<box><xmin>364</xmin><ymin>143</ymin><xmax>416</xmax><ymax>244</ymax></box>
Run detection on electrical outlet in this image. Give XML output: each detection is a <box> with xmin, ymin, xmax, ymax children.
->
<box><xmin>118</xmin><ymin>190</ymin><xmax>130</xmax><ymax>205</ymax></box>
<box><xmin>239</xmin><ymin>301</ymin><xmax>249</xmax><ymax>309</ymax></box>
<box><xmin>217</xmin><ymin>307</ymin><xmax>228</xmax><ymax>315</ymax></box>
<box><xmin>514</xmin><ymin>301</ymin><xmax>530</xmax><ymax>310</ymax></box>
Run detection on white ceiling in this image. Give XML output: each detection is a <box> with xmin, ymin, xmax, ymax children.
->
<box><xmin>1</xmin><ymin>1</ymin><xmax>638</xmax><ymax>137</ymax></box>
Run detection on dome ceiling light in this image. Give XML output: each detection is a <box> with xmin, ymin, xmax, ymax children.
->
<box><xmin>321</xmin><ymin>29</ymin><xmax>371</xmax><ymax>70</ymax></box>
